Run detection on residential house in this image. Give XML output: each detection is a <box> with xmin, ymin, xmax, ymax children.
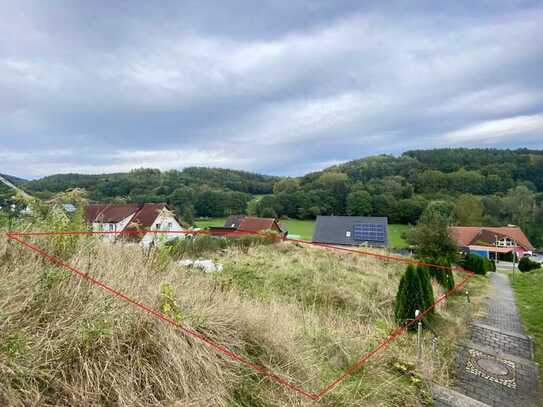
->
<box><xmin>312</xmin><ymin>216</ymin><xmax>388</xmax><ymax>247</ymax></box>
<box><xmin>208</xmin><ymin>215</ymin><xmax>287</xmax><ymax>237</ymax></box>
<box><xmin>84</xmin><ymin>203</ymin><xmax>184</xmax><ymax>246</ymax></box>
<box><xmin>449</xmin><ymin>225</ymin><xmax>534</xmax><ymax>259</ymax></box>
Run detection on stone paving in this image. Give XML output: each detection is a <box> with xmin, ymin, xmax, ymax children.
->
<box><xmin>469</xmin><ymin>322</ymin><xmax>534</xmax><ymax>361</ymax></box>
<box><xmin>433</xmin><ymin>272</ymin><xmax>541</xmax><ymax>407</ymax></box>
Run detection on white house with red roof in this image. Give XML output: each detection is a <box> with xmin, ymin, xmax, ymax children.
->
<box><xmin>449</xmin><ymin>225</ymin><xmax>534</xmax><ymax>258</ymax></box>
<box><xmin>84</xmin><ymin>203</ymin><xmax>184</xmax><ymax>246</ymax></box>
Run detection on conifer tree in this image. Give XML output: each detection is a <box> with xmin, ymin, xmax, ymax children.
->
<box><xmin>416</xmin><ymin>265</ymin><xmax>435</xmax><ymax>314</ymax></box>
<box><xmin>394</xmin><ymin>265</ymin><xmax>426</xmax><ymax>330</ymax></box>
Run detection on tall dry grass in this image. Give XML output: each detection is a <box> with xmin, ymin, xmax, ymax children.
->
<box><xmin>0</xmin><ymin>233</ymin><xmax>489</xmax><ymax>406</ymax></box>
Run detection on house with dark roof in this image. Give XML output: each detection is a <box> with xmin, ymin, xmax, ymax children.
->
<box><xmin>84</xmin><ymin>203</ymin><xmax>184</xmax><ymax>246</ymax></box>
<box><xmin>312</xmin><ymin>216</ymin><xmax>388</xmax><ymax>247</ymax></box>
<box><xmin>208</xmin><ymin>215</ymin><xmax>287</xmax><ymax>237</ymax></box>
<box><xmin>449</xmin><ymin>225</ymin><xmax>534</xmax><ymax>258</ymax></box>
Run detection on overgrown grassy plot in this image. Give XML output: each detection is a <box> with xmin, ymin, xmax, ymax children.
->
<box><xmin>511</xmin><ymin>268</ymin><xmax>543</xmax><ymax>384</ymax></box>
<box><xmin>1</xmin><ymin>233</ymin><xmax>488</xmax><ymax>406</ymax></box>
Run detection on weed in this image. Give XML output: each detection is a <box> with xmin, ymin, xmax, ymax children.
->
<box><xmin>1</xmin><ymin>331</ymin><xmax>28</xmax><ymax>359</ymax></box>
<box><xmin>159</xmin><ymin>282</ymin><xmax>182</xmax><ymax>323</ymax></box>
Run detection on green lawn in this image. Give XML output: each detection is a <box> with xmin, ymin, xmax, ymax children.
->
<box><xmin>511</xmin><ymin>268</ymin><xmax>543</xmax><ymax>383</ymax></box>
<box><xmin>194</xmin><ymin>217</ymin><xmax>409</xmax><ymax>247</ymax></box>
<box><xmin>388</xmin><ymin>224</ymin><xmax>411</xmax><ymax>249</ymax></box>
<box><xmin>277</xmin><ymin>219</ymin><xmax>315</xmax><ymax>240</ymax></box>
<box><xmin>194</xmin><ymin>217</ymin><xmax>226</xmax><ymax>229</ymax></box>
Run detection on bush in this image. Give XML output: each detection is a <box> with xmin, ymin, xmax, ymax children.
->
<box><xmin>395</xmin><ymin>265</ymin><xmax>427</xmax><ymax>330</ymax></box>
<box><xmin>501</xmin><ymin>252</ymin><xmax>514</xmax><ymax>262</ymax></box>
<box><xmin>423</xmin><ymin>257</ymin><xmax>455</xmax><ymax>290</ymax></box>
<box><xmin>462</xmin><ymin>253</ymin><xmax>489</xmax><ymax>276</ymax></box>
<box><xmin>489</xmin><ymin>259</ymin><xmax>496</xmax><ymax>272</ymax></box>
<box><xmin>518</xmin><ymin>257</ymin><xmax>540</xmax><ymax>272</ymax></box>
<box><xmin>166</xmin><ymin>232</ymin><xmax>279</xmax><ymax>259</ymax></box>
<box><xmin>416</xmin><ymin>265</ymin><xmax>435</xmax><ymax>314</ymax></box>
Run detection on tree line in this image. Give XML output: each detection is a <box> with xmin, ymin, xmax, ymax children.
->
<box><xmin>14</xmin><ymin>148</ymin><xmax>543</xmax><ymax>246</ymax></box>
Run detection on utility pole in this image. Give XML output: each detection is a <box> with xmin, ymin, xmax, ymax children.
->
<box><xmin>494</xmin><ymin>234</ymin><xmax>498</xmax><ymax>265</ymax></box>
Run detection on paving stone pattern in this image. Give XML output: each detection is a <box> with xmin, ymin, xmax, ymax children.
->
<box><xmin>433</xmin><ymin>272</ymin><xmax>541</xmax><ymax>407</ymax></box>
<box><xmin>478</xmin><ymin>273</ymin><xmax>525</xmax><ymax>334</ymax></box>
<box><xmin>469</xmin><ymin>323</ymin><xmax>533</xmax><ymax>360</ymax></box>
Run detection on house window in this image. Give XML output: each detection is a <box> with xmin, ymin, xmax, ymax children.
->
<box><xmin>167</xmin><ymin>222</ymin><xmax>172</xmax><ymax>230</ymax></box>
<box><xmin>155</xmin><ymin>223</ymin><xmax>161</xmax><ymax>230</ymax></box>
<box><xmin>345</xmin><ymin>231</ymin><xmax>351</xmax><ymax>238</ymax></box>
<box><xmin>497</xmin><ymin>238</ymin><xmax>515</xmax><ymax>247</ymax></box>
<box><xmin>109</xmin><ymin>224</ymin><xmax>114</xmax><ymax>231</ymax></box>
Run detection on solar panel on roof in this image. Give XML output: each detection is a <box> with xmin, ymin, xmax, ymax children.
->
<box><xmin>353</xmin><ymin>223</ymin><xmax>385</xmax><ymax>242</ymax></box>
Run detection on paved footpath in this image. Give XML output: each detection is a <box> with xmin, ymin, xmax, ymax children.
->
<box><xmin>433</xmin><ymin>272</ymin><xmax>541</xmax><ymax>407</ymax></box>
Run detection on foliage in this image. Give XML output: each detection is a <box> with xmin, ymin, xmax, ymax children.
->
<box><xmin>346</xmin><ymin>190</ymin><xmax>372</xmax><ymax>216</ymax></box>
<box><xmin>166</xmin><ymin>233</ymin><xmax>277</xmax><ymax>259</ymax></box>
<box><xmin>407</xmin><ymin>207</ymin><xmax>458</xmax><ymax>265</ymax></box>
<box><xmin>159</xmin><ymin>282</ymin><xmax>182</xmax><ymax>322</ymax></box>
<box><xmin>461</xmin><ymin>253</ymin><xmax>489</xmax><ymax>275</ymax></box>
<box><xmin>14</xmin><ymin>148</ymin><xmax>543</xmax><ymax>246</ymax></box>
<box><xmin>416</xmin><ymin>266</ymin><xmax>435</xmax><ymax>314</ymax></box>
<box><xmin>394</xmin><ymin>265</ymin><xmax>427</xmax><ymax>330</ymax></box>
<box><xmin>423</xmin><ymin>259</ymin><xmax>455</xmax><ymax>291</ymax></box>
<box><xmin>518</xmin><ymin>256</ymin><xmax>541</xmax><ymax>272</ymax></box>
<box><xmin>489</xmin><ymin>259</ymin><xmax>496</xmax><ymax>272</ymax></box>
<box><xmin>452</xmin><ymin>194</ymin><xmax>484</xmax><ymax>226</ymax></box>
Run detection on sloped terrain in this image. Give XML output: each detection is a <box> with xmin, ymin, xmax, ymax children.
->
<box><xmin>0</xmin><ymin>234</ymin><xmax>488</xmax><ymax>406</ymax></box>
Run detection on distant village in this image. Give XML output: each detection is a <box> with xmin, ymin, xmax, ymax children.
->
<box><xmin>79</xmin><ymin>201</ymin><xmax>537</xmax><ymax>263</ymax></box>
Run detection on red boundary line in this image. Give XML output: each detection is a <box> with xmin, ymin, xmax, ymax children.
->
<box><xmin>4</xmin><ymin>229</ymin><xmax>475</xmax><ymax>401</ymax></box>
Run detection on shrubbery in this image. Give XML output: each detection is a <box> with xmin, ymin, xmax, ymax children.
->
<box><xmin>166</xmin><ymin>232</ymin><xmax>279</xmax><ymax>258</ymax></box>
<box><xmin>421</xmin><ymin>257</ymin><xmax>455</xmax><ymax>290</ymax></box>
<box><xmin>416</xmin><ymin>265</ymin><xmax>435</xmax><ymax>314</ymax></box>
<box><xmin>462</xmin><ymin>253</ymin><xmax>491</xmax><ymax>275</ymax></box>
<box><xmin>518</xmin><ymin>256</ymin><xmax>541</xmax><ymax>272</ymax></box>
<box><xmin>489</xmin><ymin>259</ymin><xmax>496</xmax><ymax>272</ymax></box>
<box><xmin>395</xmin><ymin>265</ymin><xmax>435</xmax><ymax>330</ymax></box>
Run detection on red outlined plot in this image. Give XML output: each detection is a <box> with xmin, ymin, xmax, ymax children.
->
<box><xmin>5</xmin><ymin>229</ymin><xmax>475</xmax><ymax>401</ymax></box>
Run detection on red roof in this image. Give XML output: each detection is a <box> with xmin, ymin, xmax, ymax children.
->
<box><xmin>237</xmin><ymin>216</ymin><xmax>285</xmax><ymax>235</ymax></box>
<box><xmin>449</xmin><ymin>226</ymin><xmax>534</xmax><ymax>251</ymax></box>
<box><xmin>84</xmin><ymin>203</ymin><xmax>140</xmax><ymax>223</ymax></box>
<box><xmin>129</xmin><ymin>204</ymin><xmax>168</xmax><ymax>228</ymax></box>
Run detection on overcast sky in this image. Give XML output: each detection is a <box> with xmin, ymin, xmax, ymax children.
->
<box><xmin>1</xmin><ymin>1</ymin><xmax>543</xmax><ymax>179</ymax></box>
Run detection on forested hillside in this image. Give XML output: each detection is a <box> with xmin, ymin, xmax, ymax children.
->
<box><xmin>0</xmin><ymin>173</ymin><xmax>27</xmax><ymax>185</ymax></box>
<box><xmin>0</xmin><ymin>182</ymin><xmax>13</xmax><ymax>209</ymax></box>
<box><xmin>22</xmin><ymin>167</ymin><xmax>278</xmax><ymax>223</ymax></box>
<box><xmin>14</xmin><ymin>148</ymin><xmax>543</xmax><ymax>245</ymax></box>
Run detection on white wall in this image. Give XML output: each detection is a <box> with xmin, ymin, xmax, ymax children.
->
<box><xmin>140</xmin><ymin>211</ymin><xmax>184</xmax><ymax>248</ymax></box>
<box><xmin>92</xmin><ymin>213</ymin><xmax>136</xmax><ymax>241</ymax></box>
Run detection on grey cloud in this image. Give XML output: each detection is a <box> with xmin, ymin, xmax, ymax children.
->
<box><xmin>0</xmin><ymin>1</ymin><xmax>542</xmax><ymax>178</ymax></box>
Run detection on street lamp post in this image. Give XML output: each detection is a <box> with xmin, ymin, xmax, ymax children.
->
<box><xmin>512</xmin><ymin>239</ymin><xmax>517</xmax><ymax>283</ymax></box>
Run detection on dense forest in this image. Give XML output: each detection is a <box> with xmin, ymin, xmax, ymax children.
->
<box><xmin>7</xmin><ymin>148</ymin><xmax>543</xmax><ymax>246</ymax></box>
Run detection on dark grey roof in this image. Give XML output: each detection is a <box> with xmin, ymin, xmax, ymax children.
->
<box><xmin>312</xmin><ymin>216</ymin><xmax>388</xmax><ymax>246</ymax></box>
